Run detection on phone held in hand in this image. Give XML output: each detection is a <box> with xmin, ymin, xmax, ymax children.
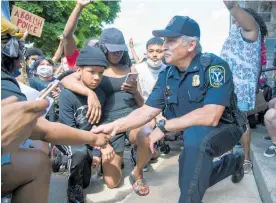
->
<box><xmin>124</xmin><ymin>73</ymin><xmax>139</xmax><ymax>84</ymax></box>
<box><xmin>38</xmin><ymin>80</ymin><xmax>60</xmax><ymax>100</ymax></box>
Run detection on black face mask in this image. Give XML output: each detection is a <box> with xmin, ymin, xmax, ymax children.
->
<box><xmin>1</xmin><ymin>37</ymin><xmax>20</xmax><ymax>58</ymax></box>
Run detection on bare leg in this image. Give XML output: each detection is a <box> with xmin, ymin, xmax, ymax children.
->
<box><xmin>268</xmin><ymin>98</ymin><xmax>276</xmax><ymax>109</ymax></box>
<box><xmin>129</xmin><ymin>124</ymin><xmax>152</xmax><ymax>180</ymax></box>
<box><xmin>240</xmin><ymin>126</ymin><xmax>251</xmax><ymax>161</ymax></box>
<box><xmin>2</xmin><ymin>148</ymin><xmax>51</xmax><ymax>203</ymax></box>
<box><xmin>102</xmin><ymin>152</ymin><xmax>123</xmax><ymax>189</ymax></box>
<box><xmin>265</xmin><ymin>108</ymin><xmax>276</xmax><ymax>143</ymax></box>
<box><xmin>31</xmin><ymin>140</ymin><xmax>50</xmax><ymax>155</ymax></box>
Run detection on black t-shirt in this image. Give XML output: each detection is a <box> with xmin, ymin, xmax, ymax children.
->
<box><xmin>59</xmin><ymin>88</ymin><xmax>106</xmax><ymax>131</ymax></box>
<box><xmin>1</xmin><ymin>70</ymin><xmax>27</xmax><ymax>101</ymax></box>
<box><xmin>273</xmin><ymin>57</ymin><xmax>276</xmax><ymax>67</ymax></box>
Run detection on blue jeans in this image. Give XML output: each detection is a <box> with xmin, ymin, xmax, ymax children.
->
<box><xmin>178</xmin><ymin>123</ymin><xmax>242</xmax><ymax>203</ymax></box>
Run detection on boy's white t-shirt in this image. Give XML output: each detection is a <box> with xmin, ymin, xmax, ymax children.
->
<box><xmin>135</xmin><ymin>61</ymin><xmax>166</xmax><ymax>101</ymax></box>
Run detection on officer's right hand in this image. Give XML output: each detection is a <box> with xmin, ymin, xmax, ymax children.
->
<box><xmin>92</xmin><ymin>133</ymin><xmax>112</xmax><ymax>148</ymax></box>
<box><xmin>77</xmin><ymin>0</ymin><xmax>93</xmax><ymax>7</ymax></box>
<box><xmin>92</xmin><ymin>122</ymin><xmax>118</xmax><ymax>137</ymax></box>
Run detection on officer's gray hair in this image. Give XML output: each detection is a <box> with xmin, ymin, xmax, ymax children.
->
<box><xmin>181</xmin><ymin>35</ymin><xmax>202</xmax><ymax>53</ymax></box>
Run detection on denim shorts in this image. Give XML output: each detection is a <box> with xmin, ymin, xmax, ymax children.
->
<box><xmin>101</xmin><ymin>108</ymin><xmax>136</xmax><ymax>153</ymax></box>
<box><xmin>1</xmin><ymin>139</ymin><xmax>32</xmax><ymax>166</ymax></box>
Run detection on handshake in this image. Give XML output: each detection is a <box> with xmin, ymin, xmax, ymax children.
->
<box><xmin>91</xmin><ymin>122</ymin><xmax>118</xmax><ymax>148</ymax></box>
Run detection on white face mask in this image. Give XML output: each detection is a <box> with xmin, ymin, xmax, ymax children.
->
<box><xmin>37</xmin><ymin>65</ymin><xmax>53</xmax><ymax>78</ymax></box>
<box><xmin>147</xmin><ymin>59</ymin><xmax>162</xmax><ymax>69</ymax></box>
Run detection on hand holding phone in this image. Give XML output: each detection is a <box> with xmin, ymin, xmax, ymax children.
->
<box><xmin>122</xmin><ymin>73</ymin><xmax>139</xmax><ymax>94</ymax></box>
<box><xmin>124</xmin><ymin>73</ymin><xmax>139</xmax><ymax>84</ymax></box>
<box><xmin>38</xmin><ymin>80</ymin><xmax>60</xmax><ymax>100</ymax></box>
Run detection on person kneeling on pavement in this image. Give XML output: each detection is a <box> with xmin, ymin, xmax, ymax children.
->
<box><xmin>57</xmin><ymin>45</ymin><xmax>109</xmax><ymax>203</ymax></box>
<box><xmin>92</xmin><ymin>15</ymin><xmax>247</xmax><ymax>203</ymax></box>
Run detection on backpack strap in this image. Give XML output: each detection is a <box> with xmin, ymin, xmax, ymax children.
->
<box><xmin>199</xmin><ymin>53</ymin><xmax>212</xmax><ymax>94</ymax></box>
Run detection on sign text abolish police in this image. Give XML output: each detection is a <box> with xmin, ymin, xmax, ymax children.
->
<box><xmin>11</xmin><ymin>6</ymin><xmax>45</xmax><ymax>37</ymax></box>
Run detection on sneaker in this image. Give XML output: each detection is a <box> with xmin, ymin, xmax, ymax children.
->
<box><xmin>264</xmin><ymin>144</ymin><xmax>276</xmax><ymax>158</ymax></box>
<box><xmin>263</xmin><ymin>136</ymin><xmax>272</xmax><ymax>141</ymax></box>
<box><xmin>231</xmin><ymin>152</ymin><xmax>245</xmax><ymax>184</ymax></box>
<box><xmin>143</xmin><ymin>164</ymin><xmax>149</xmax><ymax>172</ymax></box>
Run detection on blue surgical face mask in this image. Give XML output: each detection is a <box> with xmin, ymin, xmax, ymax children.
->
<box><xmin>29</xmin><ymin>60</ymin><xmax>35</xmax><ymax>69</ymax></box>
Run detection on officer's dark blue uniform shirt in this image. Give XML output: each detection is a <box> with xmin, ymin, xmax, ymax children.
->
<box><xmin>145</xmin><ymin>53</ymin><xmax>234</xmax><ymax>118</ymax></box>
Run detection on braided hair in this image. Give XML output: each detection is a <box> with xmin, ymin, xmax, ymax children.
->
<box><xmin>244</xmin><ymin>8</ymin><xmax>268</xmax><ymax>38</ymax></box>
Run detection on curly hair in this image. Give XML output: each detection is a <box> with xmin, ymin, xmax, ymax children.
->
<box><xmin>244</xmin><ymin>8</ymin><xmax>268</xmax><ymax>38</ymax></box>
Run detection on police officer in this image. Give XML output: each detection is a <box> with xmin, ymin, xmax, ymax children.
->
<box><xmin>93</xmin><ymin>16</ymin><xmax>246</xmax><ymax>202</ymax></box>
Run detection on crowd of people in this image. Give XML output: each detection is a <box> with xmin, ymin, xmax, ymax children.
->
<box><xmin>1</xmin><ymin>0</ymin><xmax>276</xmax><ymax>203</ymax></box>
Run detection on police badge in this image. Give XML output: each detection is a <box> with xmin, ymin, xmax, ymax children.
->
<box><xmin>192</xmin><ymin>75</ymin><xmax>200</xmax><ymax>87</ymax></box>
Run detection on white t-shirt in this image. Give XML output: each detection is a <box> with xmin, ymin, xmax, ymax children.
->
<box><xmin>135</xmin><ymin>62</ymin><xmax>166</xmax><ymax>101</ymax></box>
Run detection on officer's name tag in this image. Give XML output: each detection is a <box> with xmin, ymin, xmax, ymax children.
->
<box><xmin>209</xmin><ymin>65</ymin><xmax>225</xmax><ymax>88</ymax></box>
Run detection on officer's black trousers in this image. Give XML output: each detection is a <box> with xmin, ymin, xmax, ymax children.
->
<box><xmin>178</xmin><ymin>123</ymin><xmax>242</xmax><ymax>203</ymax></box>
<box><xmin>56</xmin><ymin>145</ymin><xmax>92</xmax><ymax>203</ymax></box>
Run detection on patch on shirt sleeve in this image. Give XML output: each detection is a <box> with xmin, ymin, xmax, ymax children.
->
<box><xmin>209</xmin><ymin>65</ymin><xmax>225</xmax><ymax>88</ymax></box>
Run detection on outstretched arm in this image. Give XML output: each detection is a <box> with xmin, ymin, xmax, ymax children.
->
<box><xmin>129</xmin><ymin>38</ymin><xmax>140</xmax><ymax>64</ymax></box>
<box><xmin>224</xmin><ymin>0</ymin><xmax>258</xmax><ymax>41</ymax></box>
<box><xmin>30</xmin><ymin>117</ymin><xmax>110</xmax><ymax>147</ymax></box>
<box><xmin>63</xmin><ymin>0</ymin><xmax>92</xmax><ymax>56</ymax></box>
<box><xmin>52</xmin><ymin>36</ymin><xmax>64</xmax><ymax>63</ymax></box>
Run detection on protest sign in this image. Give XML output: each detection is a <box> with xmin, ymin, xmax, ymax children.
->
<box><xmin>11</xmin><ymin>6</ymin><xmax>45</xmax><ymax>37</ymax></box>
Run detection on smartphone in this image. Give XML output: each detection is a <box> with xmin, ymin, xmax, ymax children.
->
<box><xmin>124</xmin><ymin>73</ymin><xmax>139</xmax><ymax>84</ymax></box>
<box><xmin>38</xmin><ymin>80</ymin><xmax>60</xmax><ymax>100</ymax></box>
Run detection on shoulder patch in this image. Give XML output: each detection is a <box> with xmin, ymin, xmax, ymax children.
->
<box><xmin>208</xmin><ymin>65</ymin><xmax>225</xmax><ymax>88</ymax></box>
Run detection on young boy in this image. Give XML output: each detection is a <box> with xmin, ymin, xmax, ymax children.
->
<box><xmin>58</xmin><ymin>45</ymin><xmax>107</xmax><ymax>203</ymax></box>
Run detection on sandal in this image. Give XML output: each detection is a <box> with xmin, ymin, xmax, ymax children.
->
<box><xmin>129</xmin><ymin>173</ymin><xmax>149</xmax><ymax>196</ymax></box>
<box><xmin>243</xmin><ymin>160</ymin><xmax>252</xmax><ymax>174</ymax></box>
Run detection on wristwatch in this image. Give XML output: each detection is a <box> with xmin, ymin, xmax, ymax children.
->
<box><xmin>156</xmin><ymin>119</ymin><xmax>168</xmax><ymax>134</ymax></box>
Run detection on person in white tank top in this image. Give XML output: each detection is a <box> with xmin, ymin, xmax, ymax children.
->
<box><xmin>133</xmin><ymin>37</ymin><xmax>166</xmax><ymax>101</ymax></box>
<box><xmin>131</xmin><ymin>37</ymin><xmax>167</xmax><ymax>171</ymax></box>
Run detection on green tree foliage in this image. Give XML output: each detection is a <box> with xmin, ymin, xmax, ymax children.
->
<box><xmin>10</xmin><ymin>1</ymin><xmax>120</xmax><ymax>57</ymax></box>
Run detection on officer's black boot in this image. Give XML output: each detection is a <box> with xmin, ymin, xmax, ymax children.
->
<box><xmin>231</xmin><ymin>152</ymin><xmax>245</xmax><ymax>183</ymax></box>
